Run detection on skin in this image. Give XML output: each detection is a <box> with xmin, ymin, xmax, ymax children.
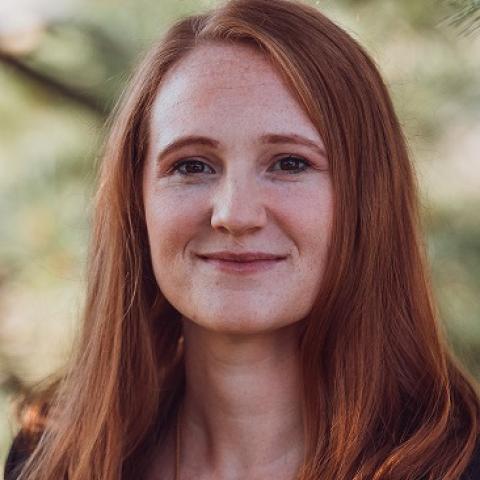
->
<box><xmin>142</xmin><ymin>42</ymin><xmax>333</xmax><ymax>479</ymax></box>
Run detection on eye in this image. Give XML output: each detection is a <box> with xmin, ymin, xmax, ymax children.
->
<box><xmin>170</xmin><ymin>159</ymin><xmax>214</xmax><ymax>176</ymax></box>
<box><xmin>169</xmin><ymin>155</ymin><xmax>311</xmax><ymax>176</ymax></box>
<box><xmin>270</xmin><ymin>155</ymin><xmax>310</xmax><ymax>174</ymax></box>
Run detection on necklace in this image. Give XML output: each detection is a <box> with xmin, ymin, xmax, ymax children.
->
<box><xmin>175</xmin><ymin>405</ymin><xmax>181</xmax><ymax>480</ymax></box>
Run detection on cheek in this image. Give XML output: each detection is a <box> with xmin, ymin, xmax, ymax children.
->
<box><xmin>285</xmin><ymin>189</ymin><xmax>333</xmax><ymax>308</ymax></box>
<box><xmin>278</xmin><ymin>181</ymin><xmax>333</xmax><ymax>250</ymax></box>
<box><xmin>282</xmin><ymin>183</ymin><xmax>333</xmax><ymax>300</ymax></box>
<box><xmin>303</xmin><ymin>198</ymin><xmax>333</xmax><ymax>253</ymax></box>
<box><xmin>143</xmin><ymin>194</ymin><xmax>194</xmax><ymax>299</ymax></box>
<box><xmin>145</xmin><ymin>189</ymin><xmax>203</xmax><ymax>251</ymax></box>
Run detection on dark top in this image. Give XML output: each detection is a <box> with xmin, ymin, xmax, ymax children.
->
<box><xmin>461</xmin><ymin>441</ymin><xmax>480</xmax><ymax>480</ymax></box>
<box><xmin>4</xmin><ymin>432</ymin><xmax>36</xmax><ymax>480</ymax></box>
<box><xmin>4</xmin><ymin>432</ymin><xmax>480</xmax><ymax>479</ymax></box>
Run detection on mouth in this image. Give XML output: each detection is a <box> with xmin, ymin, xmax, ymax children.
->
<box><xmin>197</xmin><ymin>255</ymin><xmax>286</xmax><ymax>274</ymax></box>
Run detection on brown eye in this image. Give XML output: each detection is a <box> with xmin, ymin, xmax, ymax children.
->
<box><xmin>271</xmin><ymin>155</ymin><xmax>310</xmax><ymax>174</ymax></box>
<box><xmin>171</xmin><ymin>159</ymin><xmax>215</xmax><ymax>175</ymax></box>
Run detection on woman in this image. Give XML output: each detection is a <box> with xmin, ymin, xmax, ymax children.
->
<box><xmin>5</xmin><ymin>0</ymin><xmax>480</xmax><ymax>479</ymax></box>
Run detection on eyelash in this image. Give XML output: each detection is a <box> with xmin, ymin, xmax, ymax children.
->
<box><xmin>169</xmin><ymin>155</ymin><xmax>311</xmax><ymax>176</ymax></box>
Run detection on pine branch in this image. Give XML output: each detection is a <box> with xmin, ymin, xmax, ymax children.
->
<box><xmin>444</xmin><ymin>0</ymin><xmax>480</xmax><ymax>36</ymax></box>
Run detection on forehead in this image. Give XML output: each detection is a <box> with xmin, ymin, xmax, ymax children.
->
<box><xmin>149</xmin><ymin>42</ymin><xmax>322</xmax><ymax>146</ymax></box>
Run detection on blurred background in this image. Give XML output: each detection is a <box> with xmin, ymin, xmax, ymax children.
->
<box><xmin>0</xmin><ymin>0</ymin><xmax>479</xmax><ymax>470</ymax></box>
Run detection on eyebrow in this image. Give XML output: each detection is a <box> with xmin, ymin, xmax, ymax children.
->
<box><xmin>262</xmin><ymin>134</ymin><xmax>326</xmax><ymax>158</ymax></box>
<box><xmin>155</xmin><ymin>133</ymin><xmax>326</xmax><ymax>164</ymax></box>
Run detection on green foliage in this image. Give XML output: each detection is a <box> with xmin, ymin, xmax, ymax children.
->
<box><xmin>444</xmin><ymin>0</ymin><xmax>480</xmax><ymax>35</ymax></box>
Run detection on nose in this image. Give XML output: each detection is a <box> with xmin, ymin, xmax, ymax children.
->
<box><xmin>210</xmin><ymin>173</ymin><xmax>268</xmax><ymax>235</ymax></box>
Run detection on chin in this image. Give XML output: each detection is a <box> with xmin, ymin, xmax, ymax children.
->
<box><xmin>182</xmin><ymin>309</ymin><xmax>303</xmax><ymax>336</ymax></box>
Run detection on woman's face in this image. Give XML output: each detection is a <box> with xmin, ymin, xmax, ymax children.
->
<box><xmin>143</xmin><ymin>43</ymin><xmax>333</xmax><ymax>335</ymax></box>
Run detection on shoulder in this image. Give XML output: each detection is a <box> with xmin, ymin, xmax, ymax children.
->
<box><xmin>460</xmin><ymin>440</ymin><xmax>480</xmax><ymax>480</ymax></box>
<box><xmin>4</xmin><ymin>431</ymin><xmax>39</xmax><ymax>480</ymax></box>
<box><xmin>4</xmin><ymin>434</ymin><xmax>480</xmax><ymax>480</ymax></box>
<box><xmin>4</xmin><ymin>381</ymin><xmax>58</xmax><ymax>479</ymax></box>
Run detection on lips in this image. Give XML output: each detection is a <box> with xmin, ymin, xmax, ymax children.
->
<box><xmin>195</xmin><ymin>250</ymin><xmax>288</xmax><ymax>275</ymax></box>
<box><xmin>197</xmin><ymin>251</ymin><xmax>287</xmax><ymax>262</ymax></box>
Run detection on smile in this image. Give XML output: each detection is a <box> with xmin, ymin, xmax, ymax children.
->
<box><xmin>198</xmin><ymin>257</ymin><xmax>285</xmax><ymax>274</ymax></box>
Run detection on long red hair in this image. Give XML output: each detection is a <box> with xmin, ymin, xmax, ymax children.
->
<box><xmin>13</xmin><ymin>0</ymin><xmax>479</xmax><ymax>479</ymax></box>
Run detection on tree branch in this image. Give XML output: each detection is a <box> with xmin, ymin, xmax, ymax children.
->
<box><xmin>0</xmin><ymin>51</ymin><xmax>107</xmax><ymax>117</ymax></box>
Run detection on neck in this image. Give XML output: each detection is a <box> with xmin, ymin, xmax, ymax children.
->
<box><xmin>179</xmin><ymin>320</ymin><xmax>305</xmax><ymax>479</ymax></box>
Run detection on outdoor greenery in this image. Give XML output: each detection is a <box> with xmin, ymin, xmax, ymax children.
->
<box><xmin>0</xmin><ymin>0</ymin><xmax>479</xmax><ymax>470</ymax></box>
